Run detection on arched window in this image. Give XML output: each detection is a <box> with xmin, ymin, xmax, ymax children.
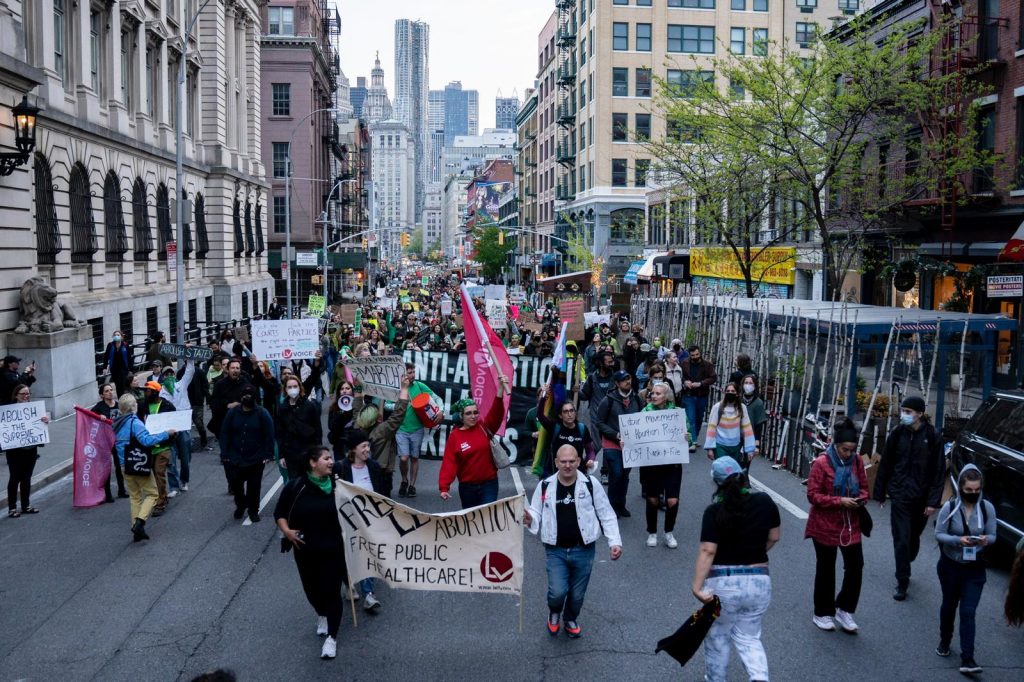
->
<box><xmin>180</xmin><ymin>189</ymin><xmax>194</xmax><ymax>257</ymax></box>
<box><xmin>132</xmin><ymin>177</ymin><xmax>153</xmax><ymax>260</ymax></box>
<box><xmin>194</xmin><ymin>193</ymin><xmax>209</xmax><ymax>259</ymax></box>
<box><xmin>69</xmin><ymin>162</ymin><xmax>99</xmax><ymax>263</ymax></box>
<box><xmin>103</xmin><ymin>171</ymin><xmax>129</xmax><ymax>262</ymax></box>
<box><xmin>34</xmin><ymin>153</ymin><xmax>62</xmax><ymax>265</ymax></box>
<box><xmin>255</xmin><ymin>200</ymin><xmax>265</xmax><ymax>255</ymax></box>
<box><xmin>609</xmin><ymin>208</ymin><xmax>644</xmax><ymax>244</ymax></box>
<box><xmin>232</xmin><ymin>197</ymin><xmax>243</xmax><ymax>257</ymax></box>
<box><xmin>156</xmin><ymin>183</ymin><xmax>171</xmax><ymax>260</ymax></box>
<box><xmin>244</xmin><ymin>199</ymin><xmax>254</xmax><ymax>255</ymax></box>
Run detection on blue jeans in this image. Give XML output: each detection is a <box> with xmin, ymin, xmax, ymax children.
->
<box><xmin>457</xmin><ymin>478</ymin><xmax>499</xmax><ymax>509</ymax></box>
<box><xmin>359</xmin><ymin>577</ymin><xmax>376</xmax><ymax>595</ymax></box>
<box><xmin>683</xmin><ymin>396</ymin><xmax>708</xmax><ymax>444</ymax></box>
<box><xmin>937</xmin><ymin>554</ymin><xmax>987</xmax><ymax>660</ymax></box>
<box><xmin>603</xmin><ymin>448</ymin><xmax>630</xmax><ymax>513</ymax></box>
<box><xmin>545</xmin><ymin>543</ymin><xmax>596</xmax><ymax>622</ymax></box>
<box><xmin>396</xmin><ymin>429</ymin><xmax>425</xmax><ymax>459</ymax></box>
<box><xmin>703</xmin><ymin>573</ymin><xmax>772</xmax><ymax>682</ymax></box>
<box><xmin>175</xmin><ymin>431</ymin><xmax>192</xmax><ymax>485</ymax></box>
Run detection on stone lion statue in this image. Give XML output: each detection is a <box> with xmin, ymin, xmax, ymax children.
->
<box><xmin>13</xmin><ymin>276</ymin><xmax>87</xmax><ymax>334</ymax></box>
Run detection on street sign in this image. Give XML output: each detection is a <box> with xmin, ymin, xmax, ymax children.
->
<box><xmin>167</xmin><ymin>241</ymin><xmax>177</xmax><ymax>272</ymax></box>
<box><xmin>296</xmin><ymin>252</ymin><xmax>318</xmax><ymax>267</ymax></box>
<box><xmin>987</xmin><ymin>275</ymin><xmax>1023</xmax><ymax>298</ymax></box>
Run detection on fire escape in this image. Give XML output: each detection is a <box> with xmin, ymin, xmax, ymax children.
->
<box><xmin>554</xmin><ymin>0</ymin><xmax>577</xmax><ymax>260</ymax></box>
<box><xmin>905</xmin><ymin>1</ymin><xmax>1007</xmax><ymax>258</ymax></box>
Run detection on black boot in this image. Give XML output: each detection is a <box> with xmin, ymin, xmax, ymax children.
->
<box><xmin>132</xmin><ymin>519</ymin><xmax>149</xmax><ymax>542</ymax></box>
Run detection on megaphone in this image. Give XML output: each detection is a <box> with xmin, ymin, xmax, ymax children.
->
<box><xmin>339</xmin><ymin>395</ymin><xmax>353</xmax><ymax>411</ymax></box>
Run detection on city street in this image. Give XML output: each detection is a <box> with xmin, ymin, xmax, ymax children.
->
<box><xmin>2</xmin><ymin>433</ymin><xmax>1022</xmax><ymax>681</ymax></box>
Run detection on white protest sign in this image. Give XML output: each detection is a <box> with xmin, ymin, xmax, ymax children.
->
<box><xmin>343</xmin><ymin>355</ymin><xmax>406</xmax><ymax>401</ymax></box>
<box><xmin>618</xmin><ymin>408</ymin><xmax>689</xmax><ymax>467</ymax></box>
<box><xmin>251</xmin><ymin>319</ymin><xmax>320</xmax><ymax>360</ymax></box>
<box><xmin>485</xmin><ymin>299</ymin><xmax>507</xmax><ymax>328</ymax></box>
<box><xmin>336</xmin><ymin>480</ymin><xmax>524</xmax><ymax>594</ymax></box>
<box><xmin>584</xmin><ymin>312</ymin><xmax>611</xmax><ymax>328</ymax></box>
<box><xmin>376</xmin><ymin>287</ymin><xmax>387</xmax><ymax>299</ymax></box>
<box><xmin>440</xmin><ymin>299</ymin><xmax>453</xmax><ymax>316</ymax></box>
<box><xmin>484</xmin><ymin>284</ymin><xmax>507</xmax><ymax>301</ymax></box>
<box><xmin>0</xmin><ymin>401</ymin><xmax>50</xmax><ymax>450</ymax></box>
<box><xmin>144</xmin><ymin>409</ymin><xmax>194</xmax><ymax>434</ymax></box>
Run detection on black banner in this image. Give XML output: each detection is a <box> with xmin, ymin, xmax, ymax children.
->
<box><xmin>401</xmin><ymin>350</ymin><xmax>571</xmax><ymax>464</ymax></box>
<box><xmin>160</xmin><ymin>343</ymin><xmax>213</xmax><ymax>361</ymax></box>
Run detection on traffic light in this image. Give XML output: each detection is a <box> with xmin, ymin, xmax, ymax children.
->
<box><xmin>498</xmin><ymin>231</ymin><xmax>504</xmax><ymax>245</ymax></box>
<box><xmin>401</xmin><ymin>233</ymin><xmax>411</xmax><ymax>248</ymax></box>
<box><xmin>362</xmin><ymin>238</ymin><xmax>368</xmax><ymax>248</ymax></box>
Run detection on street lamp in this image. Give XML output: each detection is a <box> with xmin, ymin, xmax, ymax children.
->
<box><xmin>0</xmin><ymin>96</ymin><xmax>41</xmax><ymax>177</ymax></box>
<box><xmin>317</xmin><ymin>177</ymin><xmax>358</xmax><ymax>304</ymax></box>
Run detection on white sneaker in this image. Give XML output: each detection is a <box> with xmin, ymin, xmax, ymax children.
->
<box><xmin>363</xmin><ymin>592</ymin><xmax>381</xmax><ymax>612</ymax></box>
<box><xmin>346</xmin><ymin>584</ymin><xmax>360</xmax><ymax>601</ymax></box>
<box><xmin>167</xmin><ymin>490</ymin><xmax>179</xmax><ymax>499</ymax></box>
<box><xmin>834</xmin><ymin>609</ymin><xmax>858</xmax><ymax>633</ymax></box>
<box><xmin>181</xmin><ymin>483</ymin><xmax>189</xmax><ymax>492</ymax></box>
<box><xmin>813</xmin><ymin>615</ymin><xmax>835</xmax><ymax>631</ymax></box>
<box><xmin>316</xmin><ymin>616</ymin><xmax>328</xmax><ymax>636</ymax></box>
<box><xmin>320</xmin><ymin>636</ymin><xmax>337</xmax><ymax>659</ymax></box>
<box><xmin>664</xmin><ymin>532</ymin><xmax>678</xmax><ymax>549</ymax></box>
<box><xmin>646</xmin><ymin>533</ymin><xmax>658</xmax><ymax>547</ymax></box>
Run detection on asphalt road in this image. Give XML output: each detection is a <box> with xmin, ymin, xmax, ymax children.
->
<box><xmin>2</xmin><ymin>439</ymin><xmax>1023</xmax><ymax>681</ymax></box>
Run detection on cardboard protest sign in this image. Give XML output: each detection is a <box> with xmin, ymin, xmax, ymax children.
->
<box><xmin>233</xmin><ymin>326</ymin><xmax>250</xmax><ymax>344</ymax></box>
<box><xmin>485</xmin><ymin>299</ymin><xmax>507</xmax><ymax>328</ymax></box>
<box><xmin>343</xmin><ymin>355</ymin><xmax>406</xmax><ymax>401</ymax></box>
<box><xmin>0</xmin><ymin>401</ymin><xmax>50</xmax><ymax>450</ymax></box>
<box><xmin>144</xmin><ymin>410</ymin><xmax>194</xmax><ymax>434</ymax></box>
<box><xmin>160</xmin><ymin>343</ymin><xmax>213</xmax><ymax>362</ymax></box>
<box><xmin>340</xmin><ymin>304</ymin><xmax>359</xmax><ymax>324</ymax></box>
<box><xmin>251</xmin><ymin>319</ymin><xmax>319</xmax><ymax>361</ymax></box>
<box><xmin>558</xmin><ymin>299</ymin><xmax>586</xmax><ymax>340</ymax></box>
<box><xmin>307</xmin><ymin>294</ymin><xmax>326</xmax><ymax>316</ymax></box>
<box><xmin>618</xmin><ymin>409</ymin><xmax>690</xmax><ymax>467</ymax></box>
<box><xmin>336</xmin><ymin>480</ymin><xmax>524</xmax><ymax>595</ymax></box>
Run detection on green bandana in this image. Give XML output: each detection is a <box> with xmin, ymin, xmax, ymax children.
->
<box><xmin>308</xmin><ymin>472</ymin><xmax>332</xmax><ymax>495</ymax></box>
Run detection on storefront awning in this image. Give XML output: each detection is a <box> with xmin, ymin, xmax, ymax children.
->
<box><xmin>917</xmin><ymin>242</ymin><xmax>1006</xmax><ymax>258</ymax></box>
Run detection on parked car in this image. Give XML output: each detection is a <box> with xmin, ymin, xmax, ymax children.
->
<box><xmin>950</xmin><ymin>390</ymin><xmax>1024</xmax><ymax>548</ymax></box>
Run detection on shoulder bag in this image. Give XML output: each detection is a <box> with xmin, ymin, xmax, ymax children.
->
<box><xmin>123</xmin><ymin>421</ymin><xmax>155</xmax><ymax>476</ymax></box>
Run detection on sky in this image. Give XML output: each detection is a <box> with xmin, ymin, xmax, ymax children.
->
<box><xmin>336</xmin><ymin>0</ymin><xmax>555</xmax><ymax>130</ymax></box>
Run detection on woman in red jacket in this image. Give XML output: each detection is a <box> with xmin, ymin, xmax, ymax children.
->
<box><xmin>805</xmin><ymin>418</ymin><xmax>869</xmax><ymax>634</ymax></box>
<box><xmin>439</xmin><ymin>374</ymin><xmax>510</xmax><ymax>509</ymax></box>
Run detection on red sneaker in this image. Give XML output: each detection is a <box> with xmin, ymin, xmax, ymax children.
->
<box><xmin>565</xmin><ymin>620</ymin><xmax>581</xmax><ymax>638</ymax></box>
<box><xmin>547</xmin><ymin>612</ymin><xmax>560</xmax><ymax>636</ymax></box>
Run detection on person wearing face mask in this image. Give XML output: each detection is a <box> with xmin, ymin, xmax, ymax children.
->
<box><xmin>681</xmin><ymin>345</ymin><xmax>718</xmax><ymax>454</ymax></box>
<box><xmin>740</xmin><ymin>376</ymin><xmax>768</xmax><ymax>470</ymax></box>
<box><xmin>704</xmin><ymin>384</ymin><xmax>756</xmax><ymax>464</ymax></box>
<box><xmin>805</xmin><ymin>419</ymin><xmax>869</xmax><ymax>633</ymax></box>
<box><xmin>595</xmin><ymin>370</ymin><xmax>646</xmax><ymax>518</ymax></box>
<box><xmin>933</xmin><ymin>465</ymin><xmax>997</xmax><ymax>674</ymax></box>
<box><xmin>220</xmin><ymin>384</ymin><xmax>275</xmax><ymax>522</ymax></box>
<box><xmin>873</xmin><ymin>395</ymin><xmax>945</xmax><ymax>601</ymax></box>
<box><xmin>276</xmin><ymin>376</ymin><xmax>324</xmax><ymax>480</ymax></box>
<box><xmin>160</xmin><ymin>359</ymin><xmax>196</xmax><ymax>493</ymax></box>
<box><xmin>104</xmin><ymin>330</ymin><xmax>134</xmax><ymax>397</ymax></box>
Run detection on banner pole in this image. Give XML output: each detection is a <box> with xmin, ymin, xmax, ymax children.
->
<box><xmin>519</xmin><ymin>580</ymin><xmax>524</xmax><ymax>634</ymax></box>
<box><xmin>348</xmin><ymin>582</ymin><xmax>359</xmax><ymax>628</ymax></box>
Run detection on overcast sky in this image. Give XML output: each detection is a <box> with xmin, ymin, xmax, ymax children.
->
<box><xmin>336</xmin><ymin>0</ymin><xmax>554</xmax><ymax>129</ymax></box>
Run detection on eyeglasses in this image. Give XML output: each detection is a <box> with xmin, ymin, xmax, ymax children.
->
<box><xmin>561</xmin><ymin>408</ymin><xmax>576</xmax><ymax>414</ymax></box>
<box><xmin>16</xmin><ymin>391</ymin><xmax>30</xmax><ymax>397</ymax></box>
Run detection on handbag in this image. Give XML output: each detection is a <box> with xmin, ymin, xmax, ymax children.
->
<box><xmin>123</xmin><ymin>420</ymin><xmax>154</xmax><ymax>476</ymax></box>
<box><xmin>656</xmin><ymin>596</ymin><xmax>722</xmax><ymax>666</ymax></box>
<box><xmin>857</xmin><ymin>504</ymin><xmax>873</xmax><ymax>538</ymax></box>
<box><xmin>486</xmin><ymin>428</ymin><xmax>512</xmax><ymax>469</ymax></box>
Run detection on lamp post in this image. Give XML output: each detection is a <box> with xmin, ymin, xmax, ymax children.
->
<box><xmin>0</xmin><ymin>96</ymin><xmax>41</xmax><ymax>177</ymax></box>
<box><xmin>317</xmin><ymin>177</ymin><xmax>358</xmax><ymax>304</ymax></box>
<box><xmin>175</xmin><ymin>0</ymin><xmax>214</xmax><ymax>343</ymax></box>
<box><xmin>284</xmin><ymin>107</ymin><xmax>341</xmax><ymax>319</ymax></box>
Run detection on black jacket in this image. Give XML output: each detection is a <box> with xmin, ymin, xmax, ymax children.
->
<box><xmin>186</xmin><ymin>362</ymin><xmax>209</xmax><ymax>407</ymax></box>
<box><xmin>873</xmin><ymin>421</ymin><xmax>945</xmax><ymax>507</ymax></box>
<box><xmin>334</xmin><ymin>457</ymin><xmax>384</xmax><ymax>494</ymax></box>
<box><xmin>275</xmin><ymin>398</ymin><xmax>323</xmax><ymax>466</ymax></box>
<box><xmin>273</xmin><ymin>475</ymin><xmax>344</xmax><ymax>553</ymax></box>
<box><xmin>595</xmin><ymin>389</ymin><xmax>645</xmax><ymax>443</ymax></box>
<box><xmin>209</xmin><ymin>375</ymin><xmax>248</xmax><ymax>434</ymax></box>
<box><xmin>0</xmin><ymin>368</ymin><xmax>35</xmax><ymax>405</ymax></box>
<box><xmin>220</xmin><ymin>405</ymin><xmax>276</xmax><ymax>467</ymax></box>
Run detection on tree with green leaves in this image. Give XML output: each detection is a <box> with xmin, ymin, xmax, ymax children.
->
<box><xmin>471</xmin><ymin>226</ymin><xmax>515</xmax><ymax>280</ymax></box>
<box><xmin>648</xmin><ymin>16</ymin><xmax>998</xmax><ymax>299</ymax></box>
<box><xmin>404</xmin><ymin>226</ymin><xmax>424</xmax><ymax>255</ymax></box>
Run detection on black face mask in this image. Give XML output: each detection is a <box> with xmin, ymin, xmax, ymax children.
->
<box><xmin>241</xmin><ymin>395</ymin><xmax>255</xmax><ymax>409</ymax></box>
<box><xmin>961</xmin><ymin>491</ymin><xmax>980</xmax><ymax>504</ymax></box>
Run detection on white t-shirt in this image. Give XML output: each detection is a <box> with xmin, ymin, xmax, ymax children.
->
<box><xmin>351</xmin><ymin>464</ymin><xmax>373</xmax><ymax>491</ymax></box>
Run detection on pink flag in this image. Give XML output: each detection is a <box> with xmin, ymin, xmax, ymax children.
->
<box><xmin>72</xmin><ymin>406</ymin><xmax>116</xmax><ymax>508</ymax></box>
<box><xmin>460</xmin><ymin>285</ymin><xmax>514</xmax><ymax>435</ymax></box>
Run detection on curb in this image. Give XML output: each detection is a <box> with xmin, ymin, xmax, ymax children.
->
<box><xmin>0</xmin><ymin>457</ymin><xmax>74</xmax><ymax>509</ymax></box>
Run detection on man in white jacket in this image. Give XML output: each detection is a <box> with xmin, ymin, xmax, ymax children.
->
<box><xmin>159</xmin><ymin>359</ymin><xmax>195</xmax><ymax>493</ymax></box>
<box><xmin>524</xmin><ymin>444</ymin><xmax>622</xmax><ymax>639</ymax></box>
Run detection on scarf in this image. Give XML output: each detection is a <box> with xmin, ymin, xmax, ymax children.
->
<box><xmin>826</xmin><ymin>444</ymin><xmax>859</xmax><ymax>497</ymax></box>
<box><xmin>308</xmin><ymin>472</ymin><xmax>332</xmax><ymax>495</ymax></box>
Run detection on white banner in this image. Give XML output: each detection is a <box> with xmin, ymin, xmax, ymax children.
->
<box><xmin>583</xmin><ymin>312</ymin><xmax>611</xmax><ymax>328</ymax></box>
<box><xmin>144</xmin><ymin>409</ymin><xmax>193</xmax><ymax>434</ymax></box>
<box><xmin>484</xmin><ymin>284</ymin><xmax>507</xmax><ymax>301</ymax></box>
<box><xmin>251</xmin><ymin>319</ymin><xmax>320</xmax><ymax>360</ymax></box>
<box><xmin>440</xmin><ymin>299</ymin><xmax>453</xmax><ymax>316</ymax></box>
<box><xmin>343</xmin><ymin>355</ymin><xmax>406</xmax><ymax>401</ymax></box>
<box><xmin>0</xmin><ymin>401</ymin><xmax>50</xmax><ymax>450</ymax></box>
<box><xmin>618</xmin><ymin>408</ymin><xmax>689</xmax><ymax>467</ymax></box>
<box><xmin>485</xmin><ymin>299</ymin><xmax>507</xmax><ymax>328</ymax></box>
<box><xmin>336</xmin><ymin>480</ymin><xmax>524</xmax><ymax>594</ymax></box>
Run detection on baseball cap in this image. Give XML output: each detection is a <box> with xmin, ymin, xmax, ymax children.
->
<box><xmin>144</xmin><ymin>381</ymin><xmax>163</xmax><ymax>392</ymax></box>
<box><xmin>2</xmin><ymin>355</ymin><xmax>21</xmax><ymax>364</ymax></box>
<box><xmin>613</xmin><ymin>370</ymin><xmax>631</xmax><ymax>382</ymax></box>
<box><xmin>711</xmin><ymin>456</ymin><xmax>743</xmax><ymax>485</ymax></box>
<box><xmin>639</xmin><ymin>343</ymin><xmax>652</xmax><ymax>352</ymax></box>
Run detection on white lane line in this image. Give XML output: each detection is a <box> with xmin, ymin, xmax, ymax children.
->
<box><xmin>748</xmin><ymin>475</ymin><xmax>808</xmax><ymax>520</ymax></box>
<box><xmin>243</xmin><ymin>476</ymin><xmax>284</xmax><ymax>526</ymax></box>
<box><xmin>509</xmin><ymin>466</ymin><xmax>525</xmax><ymax>497</ymax></box>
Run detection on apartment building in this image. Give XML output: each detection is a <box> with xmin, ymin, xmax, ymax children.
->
<box><xmin>0</xmin><ymin>0</ymin><xmax>271</xmax><ymax>358</ymax></box>
<box><xmin>532</xmin><ymin>11</ymin><xmax>560</xmax><ymax>262</ymax></box>
<box><xmin>515</xmin><ymin>91</ymin><xmax>544</xmax><ymax>280</ymax></box>
<box><xmin>369</xmin><ymin>119</ymin><xmax>415</xmax><ymax>268</ymax></box>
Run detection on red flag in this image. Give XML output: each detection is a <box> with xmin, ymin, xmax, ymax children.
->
<box><xmin>460</xmin><ymin>285</ymin><xmax>514</xmax><ymax>435</ymax></box>
<box><xmin>72</xmin><ymin>406</ymin><xmax>116</xmax><ymax>508</ymax></box>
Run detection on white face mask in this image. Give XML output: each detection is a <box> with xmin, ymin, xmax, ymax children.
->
<box><xmin>743</xmin><ymin>384</ymin><xmax>755</xmax><ymax>395</ymax></box>
<box><xmin>287</xmin><ymin>387</ymin><xmax>300</xmax><ymax>399</ymax></box>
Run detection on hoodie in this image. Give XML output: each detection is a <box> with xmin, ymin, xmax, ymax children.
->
<box><xmin>159</xmin><ymin>360</ymin><xmax>195</xmax><ymax>411</ymax></box>
<box><xmin>934</xmin><ymin>464</ymin><xmax>997</xmax><ymax>564</ymax></box>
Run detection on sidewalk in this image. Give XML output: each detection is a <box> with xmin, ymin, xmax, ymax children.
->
<box><xmin>0</xmin><ymin>410</ymin><xmax>78</xmax><ymax>509</ymax></box>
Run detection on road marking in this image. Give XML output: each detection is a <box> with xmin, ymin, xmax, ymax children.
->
<box><xmin>748</xmin><ymin>475</ymin><xmax>809</xmax><ymax>520</ymax></box>
<box><xmin>509</xmin><ymin>466</ymin><xmax>525</xmax><ymax>496</ymax></box>
<box><xmin>243</xmin><ymin>476</ymin><xmax>284</xmax><ymax>526</ymax></box>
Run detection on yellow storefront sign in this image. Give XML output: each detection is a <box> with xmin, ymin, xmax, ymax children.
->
<box><xmin>690</xmin><ymin>247</ymin><xmax>796</xmax><ymax>286</ymax></box>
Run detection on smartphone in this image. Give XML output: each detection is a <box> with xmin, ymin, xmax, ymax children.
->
<box><xmin>969</xmin><ymin>535</ymin><xmax>984</xmax><ymax>542</ymax></box>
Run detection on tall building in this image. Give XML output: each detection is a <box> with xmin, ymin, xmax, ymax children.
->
<box><xmin>534</xmin><ymin>11</ymin><xmax>559</xmax><ymax>254</ymax></box>
<box><xmin>0</xmin><ymin>0</ymin><xmax>270</xmax><ymax>368</ymax></box>
<box><xmin>369</xmin><ymin>120</ymin><xmax>415</xmax><ymax>267</ymax></box>
<box><xmin>444</xmin><ymin>81</ymin><xmax>471</xmax><ymax>145</ymax></box>
<box><xmin>442</xmin><ymin>172</ymin><xmax>473</xmax><ymax>260</ymax></box>
<box><xmin>350</xmin><ymin>77</ymin><xmax>368</xmax><ymax>119</ymax></box>
<box><xmin>423</xmin><ymin>183</ymin><xmax>444</xmax><ymax>257</ymax></box>
<box><xmin>428</xmin><ymin>89</ymin><xmax>446</xmax><ymax>183</ymax></box>
<box><xmin>515</xmin><ymin>90</ymin><xmax>546</xmax><ymax>280</ymax></box>
<box><xmin>363</xmin><ymin>53</ymin><xmax>393</xmax><ymax>125</ymax></box>
<box><xmin>467</xmin><ymin>90</ymin><xmax>480</xmax><ymax>136</ymax></box>
<box><xmin>262</xmin><ymin>0</ymin><xmax>345</xmax><ymax>303</ymax></box>
<box><xmin>394</xmin><ymin>19</ymin><xmax>430</xmax><ymax>221</ymax></box>
<box><xmin>496</xmin><ymin>95</ymin><xmax>520</xmax><ymax>131</ymax></box>
<box><xmin>428</xmin><ymin>89</ymin><xmax>446</xmax><ymax>131</ymax></box>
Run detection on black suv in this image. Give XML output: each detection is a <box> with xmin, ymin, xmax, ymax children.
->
<box><xmin>951</xmin><ymin>390</ymin><xmax>1024</xmax><ymax>548</ymax></box>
